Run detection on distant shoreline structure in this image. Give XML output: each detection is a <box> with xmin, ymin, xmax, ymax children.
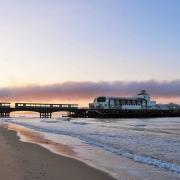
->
<box><xmin>89</xmin><ymin>90</ymin><xmax>180</xmax><ymax>110</ymax></box>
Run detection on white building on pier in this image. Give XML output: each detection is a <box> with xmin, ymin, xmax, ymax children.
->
<box><xmin>89</xmin><ymin>90</ymin><xmax>157</xmax><ymax>110</ymax></box>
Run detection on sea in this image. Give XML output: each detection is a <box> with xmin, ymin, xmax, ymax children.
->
<box><xmin>1</xmin><ymin>117</ymin><xmax>180</xmax><ymax>180</ymax></box>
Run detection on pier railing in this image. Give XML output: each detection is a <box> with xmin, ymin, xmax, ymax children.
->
<box><xmin>15</xmin><ymin>103</ymin><xmax>78</xmax><ymax>109</ymax></box>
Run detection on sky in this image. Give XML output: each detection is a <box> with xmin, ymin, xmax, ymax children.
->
<box><xmin>0</xmin><ymin>0</ymin><xmax>180</xmax><ymax>104</ymax></box>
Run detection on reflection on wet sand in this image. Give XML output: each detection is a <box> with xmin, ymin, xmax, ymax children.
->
<box><xmin>5</xmin><ymin>123</ymin><xmax>76</xmax><ymax>157</ymax></box>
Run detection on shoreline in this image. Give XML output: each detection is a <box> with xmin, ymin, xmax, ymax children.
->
<box><xmin>2</xmin><ymin>119</ymin><xmax>180</xmax><ymax>180</ymax></box>
<box><xmin>5</xmin><ymin>123</ymin><xmax>77</xmax><ymax>158</ymax></box>
<box><xmin>0</xmin><ymin>125</ymin><xmax>115</xmax><ymax>180</ymax></box>
<box><xmin>5</xmin><ymin>123</ymin><xmax>118</xmax><ymax>178</ymax></box>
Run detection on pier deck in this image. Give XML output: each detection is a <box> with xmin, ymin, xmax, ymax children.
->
<box><xmin>0</xmin><ymin>102</ymin><xmax>180</xmax><ymax>118</ymax></box>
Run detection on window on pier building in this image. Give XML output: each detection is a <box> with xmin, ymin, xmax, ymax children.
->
<box><xmin>129</xmin><ymin>100</ymin><xmax>133</xmax><ymax>105</ymax></box>
<box><xmin>125</xmin><ymin>100</ymin><xmax>128</xmax><ymax>105</ymax></box>
<box><xmin>121</xmin><ymin>100</ymin><xmax>125</xmax><ymax>105</ymax></box>
<box><xmin>126</xmin><ymin>100</ymin><xmax>131</xmax><ymax>105</ymax></box>
<box><xmin>137</xmin><ymin>101</ymin><xmax>141</xmax><ymax>105</ymax></box>
<box><xmin>135</xmin><ymin>100</ymin><xmax>138</xmax><ymax>105</ymax></box>
<box><xmin>97</xmin><ymin>97</ymin><xmax>106</xmax><ymax>102</ymax></box>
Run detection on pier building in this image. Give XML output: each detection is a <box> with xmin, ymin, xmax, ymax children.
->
<box><xmin>89</xmin><ymin>90</ymin><xmax>156</xmax><ymax>109</ymax></box>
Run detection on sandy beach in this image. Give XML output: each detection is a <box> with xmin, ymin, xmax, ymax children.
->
<box><xmin>0</xmin><ymin>126</ymin><xmax>115</xmax><ymax>180</ymax></box>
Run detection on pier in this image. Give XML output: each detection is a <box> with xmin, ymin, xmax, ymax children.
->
<box><xmin>1</xmin><ymin>102</ymin><xmax>180</xmax><ymax>118</ymax></box>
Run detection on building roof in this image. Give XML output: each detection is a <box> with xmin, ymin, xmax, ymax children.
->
<box><xmin>100</xmin><ymin>96</ymin><xmax>146</xmax><ymax>101</ymax></box>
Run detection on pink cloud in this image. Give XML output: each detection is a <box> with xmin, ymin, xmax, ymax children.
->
<box><xmin>0</xmin><ymin>80</ymin><xmax>180</xmax><ymax>104</ymax></box>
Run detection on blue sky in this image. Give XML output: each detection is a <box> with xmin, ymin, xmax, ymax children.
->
<box><xmin>0</xmin><ymin>0</ymin><xmax>179</xmax><ymax>103</ymax></box>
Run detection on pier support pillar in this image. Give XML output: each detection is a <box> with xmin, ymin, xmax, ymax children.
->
<box><xmin>40</xmin><ymin>112</ymin><xmax>52</xmax><ymax>118</ymax></box>
<box><xmin>0</xmin><ymin>112</ymin><xmax>10</xmax><ymax>118</ymax></box>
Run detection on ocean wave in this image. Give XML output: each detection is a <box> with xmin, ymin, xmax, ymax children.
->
<box><xmin>71</xmin><ymin>122</ymin><xmax>89</xmax><ymax>125</ymax></box>
<box><xmin>41</xmin><ymin>120</ymin><xmax>60</xmax><ymax>123</ymax></box>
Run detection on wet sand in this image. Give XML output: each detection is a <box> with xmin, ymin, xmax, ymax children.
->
<box><xmin>0</xmin><ymin>126</ymin><xmax>115</xmax><ymax>180</ymax></box>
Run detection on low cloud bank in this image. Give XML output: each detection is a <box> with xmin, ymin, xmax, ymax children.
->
<box><xmin>0</xmin><ymin>80</ymin><xmax>180</xmax><ymax>102</ymax></box>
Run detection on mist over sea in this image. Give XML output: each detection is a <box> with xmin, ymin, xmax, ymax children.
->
<box><xmin>2</xmin><ymin>117</ymin><xmax>180</xmax><ymax>180</ymax></box>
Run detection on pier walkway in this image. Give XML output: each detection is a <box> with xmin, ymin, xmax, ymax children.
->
<box><xmin>0</xmin><ymin>103</ymin><xmax>78</xmax><ymax>118</ymax></box>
